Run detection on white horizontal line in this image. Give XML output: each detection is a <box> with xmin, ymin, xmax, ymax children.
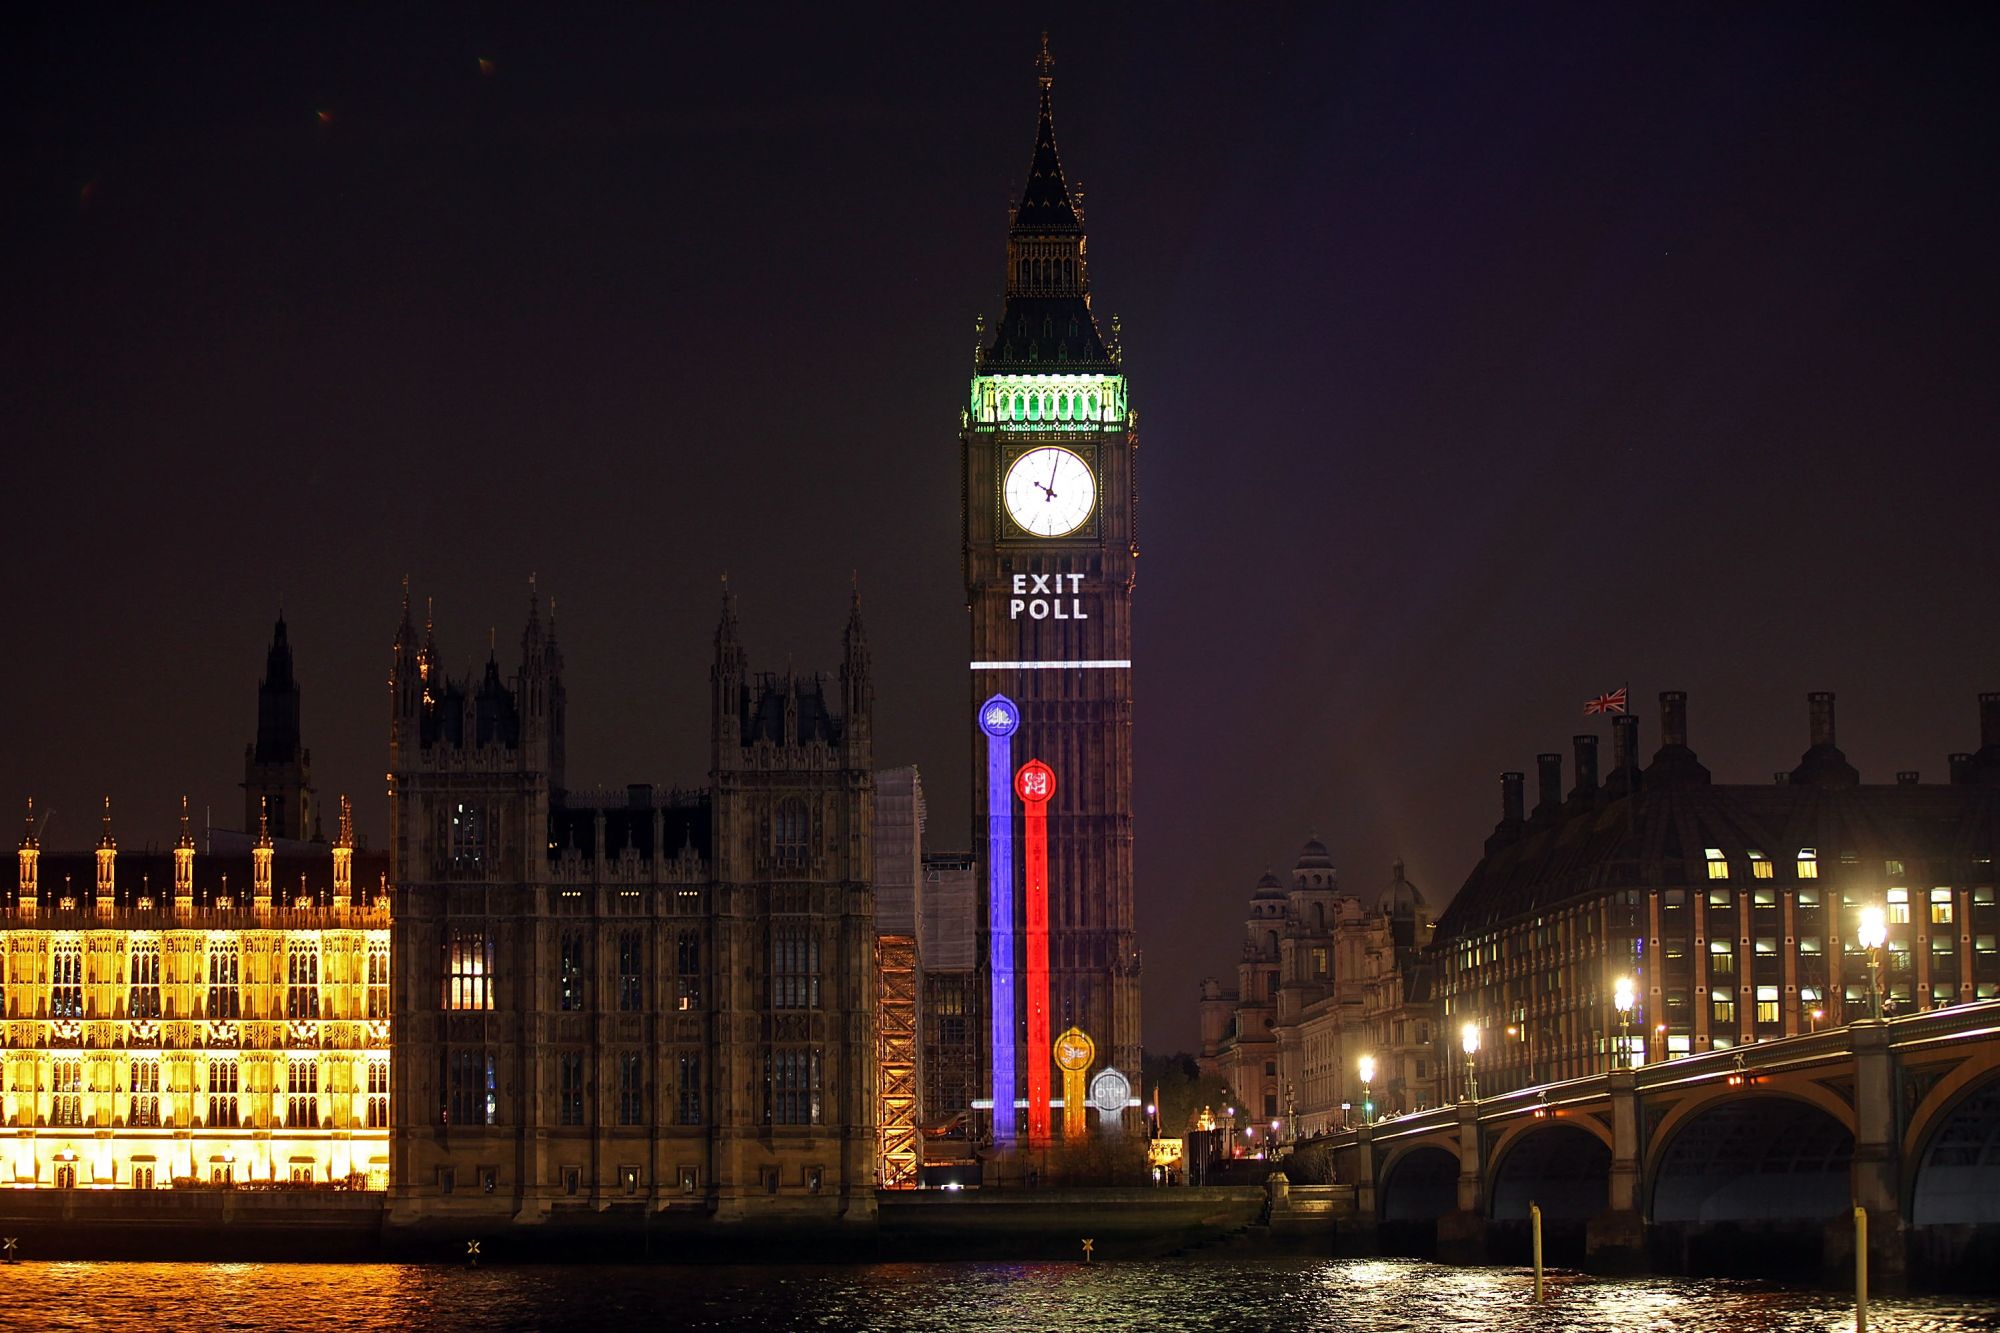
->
<box><xmin>970</xmin><ymin>660</ymin><xmax>1132</xmax><ymax>671</ymax></box>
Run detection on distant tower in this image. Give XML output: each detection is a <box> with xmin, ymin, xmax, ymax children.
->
<box><xmin>242</xmin><ymin>614</ymin><xmax>319</xmax><ymax>840</ymax></box>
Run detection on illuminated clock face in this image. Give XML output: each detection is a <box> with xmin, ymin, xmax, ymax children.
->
<box><xmin>1004</xmin><ymin>446</ymin><xmax>1096</xmax><ymax>538</ymax></box>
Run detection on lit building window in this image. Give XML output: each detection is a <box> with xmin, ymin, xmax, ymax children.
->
<box><xmin>1748</xmin><ymin>851</ymin><xmax>1773</xmax><ymax>880</ymax></box>
<box><xmin>675</xmin><ymin>930</ymin><xmax>702</xmax><ymax>1011</ymax></box>
<box><xmin>287</xmin><ymin>1058</ymin><xmax>320</xmax><ymax>1128</ymax></box>
<box><xmin>207</xmin><ymin>943</ymin><xmax>241</xmax><ymax>1020</ymax></box>
<box><xmin>677</xmin><ymin>1052</ymin><xmax>702</xmax><ymax>1126</ymax></box>
<box><xmin>1930</xmin><ymin>888</ymin><xmax>1955</xmax><ymax>925</ymax></box>
<box><xmin>559</xmin><ymin>930</ymin><xmax>588</xmax><ymax>1012</ymax></box>
<box><xmin>617</xmin><ymin>929</ymin><xmax>644</xmax><ymax>1012</ymax></box>
<box><xmin>286</xmin><ymin>942</ymin><xmax>321</xmax><ymax>1019</ymax></box>
<box><xmin>1709</xmin><ymin>940</ymin><xmax>1736</xmax><ymax>975</ymax></box>
<box><xmin>450</xmin><ymin>802</ymin><xmax>487</xmax><ymax>867</ymax></box>
<box><xmin>1752</xmin><ymin>888</ymin><xmax>1777</xmax><ymax>909</ymax></box>
<box><xmin>366</xmin><ymin>943</ymin><xmax>390</xmax><ymax>1019</ymax></box>
<box><xmin>444</xmin><ymin>931</ymin><xmax>495</xmax><ymax>1011</ymax></box>
<box><xmin>766</xmin><ymin>1047</ymin><xmax>822</xmax><ymax>1126</ymax></box>
<box><xmin>446</xmin><ymin>1049</ymin><xmax>496</xmax><ymax>1127</ymax></box>
<box><xmin>1798</xmin><ymin>888</ymin><xmax>1821</xmax><ymax>908</ymax></box>
<box><xmin>128</xmin><ymin>1059</ymin><xmax>160</xmax><ymax>1127</ymax></box>
<box><xmin>1755</xmin><ymin>986</ymin><xmax>1780</xmax><ymax>1024</ymax></box>
<box><xmin>52</xmin><ymin>941</ymin><xmax>83</xmax><ymax>1020</ymax></box>
<box><xmin>1707</xmin><ymin>887</ymin><xmax>1732</xmax><ymax>908</ymax></box>
<box><xmin>617</xmin><ymin>1051</ymin><xmax>644</xmax><ymax>1126</ymax></box>
<box><xmin>1797</xmin><ymin>849</ymin><xmax>1819</xmax><ymax>879</ymax></box>
<box><xmin>127</xmin><ymin>942</ymin><xmax>161</xmax><ymax>1020</ymax></box>
<box><xmin>771</xmin><ymin>925</ymin><xmax>820</xmax><ymax>1010</ymax></box>
<box><xmin>1885</xmin><ymin>860</ymin><xmax>1905</xmax><ymax>878</ymax></box>
<box><xmin>1755</xmin><ymin>937</ymin><xmax>1777</xmax><ymax>956</ymax></box>
<box><xmin>558</xmin><ymin>1051</ymin><xmax>586</xmax><ymax>1126</ymax></box>
<box><xmin>366</xmin><ymin>1060</ymin><xmax>390</xmax><ymax>1128</ymax></box>
<box><xmin>1705</xmin><ymin>849</ymin><xmax>1729</xmax><ymax>880</ymax></box>
<box><xmin>207</xmin><ymin>1059</ymin><xmax>240</xmax><ymax>1129</ymax></box>
<box><xmin>53</xmin><ymin>1058</ymin><xmax>84</xmax><ymax>1127</ymax></box>
<box><xmin>1711</xmin><ymin>996</ymin><xmax>1736</xmax><ymax>1025</ymax></box>
<box><xmin>1888</xmin><ymin>888</ymin><xmax>1910</xmax><ymax>926</ymax></box>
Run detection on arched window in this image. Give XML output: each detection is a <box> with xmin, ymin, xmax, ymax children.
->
<box><xmin>1087</xmin><ymin>393</ymin><xmax>1098</xmax><ymax>419</ymax></box>
<box><xmin>1265</xmin><ymin>930</ymin><xmax>1279</xmax><ymax>957</ymax></box>
<box><xmin>775</xmin><ymin>799</ymin><xmax>809</xmax><ymax>868</ymax></box>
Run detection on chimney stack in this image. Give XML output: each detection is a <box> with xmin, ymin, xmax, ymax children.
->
<box><xmin>1808</xmin><ymin>692</ymin><xmax>1837</xmax><ymax>749</ymax></box>
<box><xmin>1501</xmin><ymin>772</ymin><xmax>1525</xmax><ymax>824</ymax></box>
<box><xmin>1659</xmin><ymin>691</ymin><xmax>1688</xmax><ymax>749</ymax></box>
<box><xmin>1613</xmin><ymin>714</ymin><xmax>1640</xmax><ymax>773</ymax></box>
<box><xmin>1571</xmin><ymin>734</ymin><xmax>1599</xmax><ymax>798</ymax></box>
<box><xmin>1950</xmin><ymin>753</ymin><xmax>1972</xmax><ymax>784</ymax></box>
<box><xmin>1534</xmin><ymin>753</ymin><xmax>1564</xmax><ymax>818</ymax></box>
<box><xmin>1981</xmin><ymin>693</ymin><xmax>2000</xmax><ymax>750</ymax></box>
<box><xmin>1896</xmin><ymin>771</ymin><xmax>1920</xmax><ymax>786</ymax></box>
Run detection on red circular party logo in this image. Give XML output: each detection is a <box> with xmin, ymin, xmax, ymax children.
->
<box><xmin>1014</xmin><ymin>759</ymin><xmax>1057</xmax><ymax>804</ymax></box>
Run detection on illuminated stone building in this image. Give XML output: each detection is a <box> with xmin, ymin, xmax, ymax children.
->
<box><xmin>1198</xmin><ymin>841</ymin><xmax>1439</xmax><ymax>1143</ymax></box>
<box><xmin>1434</xmin><ymin>691</ymin><xmax>2000</xmax><ymax>1099</ymax></box>
<box><xmin>965</xmin><ymin>38</ymin><xmax>1141</xmax><ymax>1149</ymax></box>
<box><xmin>388</xmin><ymin>584</ymin><xmax>877</xmax><ymax>1224</ymax></box>
<box><xmin>4</xmin><ymin>796</ymin><xmax>391</xmax><ymax>1190</ymax></box>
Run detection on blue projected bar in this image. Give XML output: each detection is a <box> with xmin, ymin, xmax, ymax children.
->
<box><xmin>979</xmin><ymin>694</ymin><xmax>1020</xmax><ymax>1144</ymax></box>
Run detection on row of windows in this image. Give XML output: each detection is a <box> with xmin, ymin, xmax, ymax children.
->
<box><xmin>35</xmin><ymin>1056</ymin><xmax>384</xmax><ymax>1129</ymax></box>
<box><xmin>443</xmin><ymin>1049</ymin><xmax>708</xmax><ymax>1127</ymax></box>
<box><xmin>448</xmin><ymin>930</ymin><xmax>717</xmax><ymax>1013</ymax></box>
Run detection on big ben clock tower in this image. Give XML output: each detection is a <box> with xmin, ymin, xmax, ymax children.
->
<box><xmin>965</xmin><ymin>38</ymin><xmax>1140</xmax><ymax>1141</ymax></box>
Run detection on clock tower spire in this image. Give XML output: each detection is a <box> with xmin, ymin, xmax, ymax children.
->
<box><xmin>964</xmin><ymin>37</ymin><xmax>1140</xmax><ymax>1152</ymax></box>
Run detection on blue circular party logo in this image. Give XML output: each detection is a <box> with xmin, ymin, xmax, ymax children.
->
<box><xmin>978</xmin><ymin>694</ymin><xmax>1020</xmax><ymax>737</ymax></box>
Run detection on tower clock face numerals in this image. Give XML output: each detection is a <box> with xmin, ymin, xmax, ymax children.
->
<box><xmin>1003</xmin><ymin>446</ymin><xmax>1096</xmax><ymax>538</ymax></box>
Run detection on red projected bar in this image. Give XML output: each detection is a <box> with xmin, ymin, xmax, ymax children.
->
<box><xmin>1015</xmin><ymin>758</ymin><xmax>1056</xmax><ymax>1143</ymax></box>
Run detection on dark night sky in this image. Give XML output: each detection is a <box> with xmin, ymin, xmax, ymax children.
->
<box><xmin>5</xmin><ymin>5</ymin><xmax>1998</xmax><ymax>1051</ymax></box>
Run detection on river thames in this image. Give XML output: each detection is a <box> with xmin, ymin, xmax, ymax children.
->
<box><xmin>0</xmin><ymin>1258</ymin><xmax>1991</xmax><ymax>1332</ymax></box>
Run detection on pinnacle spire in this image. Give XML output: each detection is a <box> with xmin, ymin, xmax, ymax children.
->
<box><xmin>338</xmin><ymin>793</ymin><xmax>354</xmax><ymax>847</ymax></box>
<box><xmin>21</xmin><ymin>796</ymin><xmax>37</xmax><ymax>850</ymax></box>
<box><xmin>99</xmin><ymin>796</ymin><xmax>114</xmax><ymax>849</ymax></box>
<box><xmin>1014</xmin><ymin>34</ymin><xmax>1079</xmax><ymax>234</ymax></box>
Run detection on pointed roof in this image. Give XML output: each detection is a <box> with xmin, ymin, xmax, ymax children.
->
<box><xmin>1013</xmin><ymin>34</ymin><xmax>1080</xmax><ymax>235</ymax></box>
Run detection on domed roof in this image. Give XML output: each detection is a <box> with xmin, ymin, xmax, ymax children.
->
<box><xmin>1294</xmin><ymin>835</ymin><xmax>1335</xmax><ymax>871</ymax></box>
<box><xmin>1252</xmin><ymin>870</ymin><xmax>1286</xmax><ymax>900</ymax></box>
<box><xmin>1377</xmin><ymin>859</ymin><xmax>1427</xmax><ymax>917</ymax></box>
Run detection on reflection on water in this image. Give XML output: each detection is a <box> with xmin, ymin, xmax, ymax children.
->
<box><xmin>1</xmin><ymin>1258</ymin><xmax>1992</xmax><ymax>1332</ymax></box>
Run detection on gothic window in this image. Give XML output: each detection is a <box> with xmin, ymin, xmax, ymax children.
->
<box><xmin>286</xmin><ymin>941</ymin><xmax>321</xmax><ymax>1019</ymax></box>
<box><xmin>617</xmin><ymin>929</ymin><xmax>644</xmax><ymax>1012</ymax></box>
<box><xmin>765</xmin><ymin>1047</ymin><xmax>821</xmax><ymax>1126</ymax></box>
<box><xmin>558</xmin><ymin>1051</ymin><xmax>586</xmax><ymax>1126</ymax></box>
<box><xmin>559</xmin><ymin>930</ymin><xmax>587</xmax><ymax>1012</ymax></box>
<box><xmin>449</xmin><ymin>802</ymin><xmax>488</xmax><ymax>868</ymax></box>
<box><xmin>206</xmin><ymin>943</ymin><xmax>240</xmax><ymax>1020</ymax></box>
<box><xmin>675</xmin><ymin>929</ymin><xmax>702</xmax><ymax>1011</ymax></box>
<box><xmin>52</xmin><ymin>1058</ymin><xmax>84</xmax><ymax>1127</ymax></box>
<box><xmin>771</xmin><ymin>925</ymin><xmax>819</xmax><ymax>1010</ymax></box>
<box><xmin>445</xmin><ymin>1049</ymin><xmax>495</xmax><ymax>1127</ymax></box>
<box><xmin>366</xmin><ymin>1059</ymin><xmax>389</xmax><ymax>1128</ymax></box>
<box><xmin>676</xmin><ymin>1052</ymin><xmax>702</xmax><ymax>1125</ymax></box>
<box><xmin>128</xmin><ymin>941</ymin><xmax>161</xmax><ymax>1019</ymax></box>
<box><xmin>617</xmin><ymin>1051</ymin><xmax>644</xmax><ymax>1126</ymax></box>
<box><xmin>127</xmin><ymin>1059</ymin><xmax>160</xmax><ymax>1127</ymax></box>
<box><xmin>207</xmin><ymin>1058</ymin><xmax>240</xmax><ymax>1129</ymax></box>
<box><xmin>51</xmin><ymin>941</ymin><xmax>82</xmax><ymax>1019</ymax></box>
<box><xmin>774</xmin><ymin>800</ymin><xmax>808</xmax><ymax>869</ymax></box>
<box><xmin>366</xmin><ymin>942</ymin><xmax>390</xmax><ymax>1018</ymax></box>
<box><xmin>444</xmin><ymin>931</ymin><xmax>495</xmax><ymax>1011</ymax></box>
<box><xmin>287</xmin><ymin>1058</ymin><xmax>320</xmax><ymax>1128</ymax></box>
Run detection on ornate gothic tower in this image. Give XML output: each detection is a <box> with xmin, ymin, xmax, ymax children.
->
<box><xmin>242</xmin><ymin>614</ymin><xmax>318</xmax><ymax>840</ymax></box>
<box><xmin>964</xmin><ymin>39</ymin><xmax>1140</xmax><ymax>1136</ymax></box>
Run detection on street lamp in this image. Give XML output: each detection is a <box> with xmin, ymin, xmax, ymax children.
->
<box><xmin>1357</xmin><ymin>1054</ymin><xmax>1376</xmax><ymax>1125</ymax></box>
<box><xmin>1809</xmin><ymin>1007</ymin><xmax>1825</xmax><ymax>1034</ymax></box>
<box><xmin>1613</xmin><ymin>975</ymin><xmax>1636</xmax><ymax>1070</ymax></box>
<box><xmin>1857</xmin><ymin>905</ymin><xmax>1887</xmax><ymax>1020</ymax></box>
<box><xmin>1460</xmin><ymin>1023</ymin><xmax>1481</xmax><ymax>1102</ymax></box>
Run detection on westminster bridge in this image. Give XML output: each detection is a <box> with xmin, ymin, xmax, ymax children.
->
<box><xmin>1303</xmin><ymin>1000</ymin><xmax>2000</xmax><ymax>1283</ymax></box>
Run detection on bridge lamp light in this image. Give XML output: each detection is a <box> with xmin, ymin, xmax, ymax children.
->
<box><xmin>1357</xmin><ymin>1054</ymin><xmax>1376</xmax><ymax>1126</ymax></box>
<box><xmin>1613</xmin><ymin>975</ymin><xmax>1637</xmax><ymax>1070</ymax></box>
<box><xmin>1460</xmin><ymin>1023</ymin><xmax>1481</xmax><ymax>1102</ymax></box>
<box><xmin>1858</xmin><ymin>905</ymin><xmax>1888</xmax><ymax>1020</ymax></box>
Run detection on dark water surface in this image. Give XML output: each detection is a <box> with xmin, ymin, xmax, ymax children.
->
<box><xmin>1</xmin><ymin>1258</ymin><xmax>1994</xmax><ymax>1332</ymax></box>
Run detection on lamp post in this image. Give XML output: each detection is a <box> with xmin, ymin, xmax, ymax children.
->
<box><xmin>1460</xmin><ymin>1023</ymin><xmax>1480</xmax><ymax>1102</ymax></box>
<box><xmin>1613</xmin><ymin>975</ymin><xmax>1636</xmax><ymax>1070</ymax></box>
<box><xmin>1857</xmin><ymin>906</ymin><xmax>1887</xmax><ymax>1021</ymax></box>
<box><xmin>1357</xmin><ymin>1054</ymin><xmax>1376</xmax><ymax>1126</ymax></box>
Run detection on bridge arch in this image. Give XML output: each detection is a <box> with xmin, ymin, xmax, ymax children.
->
<box><xmin>1378</xmin><ymin>1140</ymin><xmax>1458</xmax><ymax>1222</ymax></box>
<box><xmin>1647</xmin><ymin>1093</ymin><xmax>1854</xmax><ymax>1224</ymax></box>
<box><xmin>1908</xmin><ymin>1069</ymin><xmax>2000</xmax><ymax>1225</ymax></box>
<box><xmin>1486</xmin><ymin>1118</ymin><xmax>1612</xmax><ymax>1221</ymax></box>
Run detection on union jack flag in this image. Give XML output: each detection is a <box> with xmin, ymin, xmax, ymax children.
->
<box><xmin>1585</xmin><ymin>687</ymin><xmax>1628</xmax><ymax>715</ymax></box>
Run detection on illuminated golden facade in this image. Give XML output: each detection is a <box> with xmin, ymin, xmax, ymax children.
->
<box><xmin>4</xmin><ymin>797</ymin><xmax>391</xmax><ymax>1190</ymax></box>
